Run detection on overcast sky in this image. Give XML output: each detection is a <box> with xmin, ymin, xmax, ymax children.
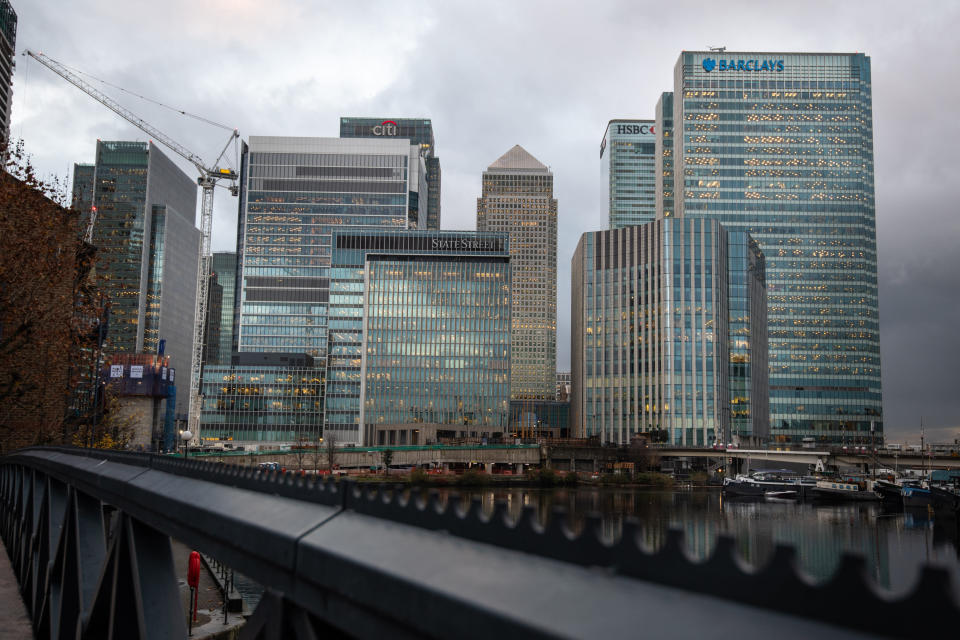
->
<box><xmin>11</xmin><ymin>1</ymin><xmax>959</xmax><ymax>443</ymax></box>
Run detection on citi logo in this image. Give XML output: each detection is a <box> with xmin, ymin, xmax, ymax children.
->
<box><xmin>372</xmin><ymin>120</ymin><xmax>400</xmax><ymax>135</ymax></box>
<box><xmin>702</xmin><ymin>57</ymin><xmax>784</xmax><ymax>72</ymax></box>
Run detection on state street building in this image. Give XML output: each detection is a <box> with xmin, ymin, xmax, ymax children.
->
<box><xmin>571</xmin><ymin>219</ymin><xmax>768</xmax><ymax>446</ymax></box>
<box><xmin>666</xmin><ymin>51</ymin><xmax>881</xmax><ymax>445</ymax></box>
<box><xmin>326</xmin><ymin>230</ymin><xmax>511</xmax><ymax>446</ymax></box>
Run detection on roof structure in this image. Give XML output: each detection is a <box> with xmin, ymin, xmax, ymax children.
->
<box><xmin>487</xmin><ymin>145</ymin><xmax>548</xmax><ymax>171</ymax></box>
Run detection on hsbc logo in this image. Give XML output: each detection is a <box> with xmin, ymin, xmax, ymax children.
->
<box><xmin>372</xmin><ymin>120</ymin><xmax>400</xmax><ymax>135</ymax></box>
<box><xmin>615</xmin><ymin>124</ymin><xmax>655</xmax><ymax>135</ymax></box>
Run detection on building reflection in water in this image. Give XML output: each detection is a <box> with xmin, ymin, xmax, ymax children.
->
<box><xmin>420</xmin><ymin>487</ymin><xmax>960</xmax><ymax>592</ymax></box>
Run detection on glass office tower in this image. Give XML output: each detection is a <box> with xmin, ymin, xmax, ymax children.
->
<box><xmin>339</xmin><ymin>117</ymin><xmax>441</xmax><ymax>230</ymax></box>
<box><xmin>477</xmin><ymin>145</ymin><xmax>557</xmax><ymax>400</ymax></box>
<box><xmin>235</xmin><ymin>136</ymin><xmax>424</xmax><ymax>366</ymax></box>
<box><xmin>207</xmin><ymin>252</ymin><xmax>237</xmax><ymax>364</ymax></box>
<box><xmin>654</xmin><ymin>93</ymin><xmax>675</xmax><ymax>219</ymax></box>
<box><xmin>670</xmin><ymin>51</ymin><xmax>881</xmax><ymax>445</ymax></box>
<box><xmin>326</xmin><ymin>230</ymin><xmax>511</xmax><ymax>446</ymax></box>
<box><xmin>202</xmin><ymin>136</ymin><xmax>425</xmax><ymax>443</ymax></box>
<box><xmin>72</xmin><ymin>141</ymin><xmax>199</xmax><ymax>382</ymax></box>
<box><xmin>601</xmin><ymin>120</ymin><xmax>658</xmax><ymax>229</ymax></box>
<box><xmin>571</xmin><ymin>219</ymin><xmax>767</xmax><ymax>446</ymax></box>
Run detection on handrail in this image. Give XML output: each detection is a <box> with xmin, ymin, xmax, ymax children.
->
<box><xmin>2</xmin><ymin>446</ymin><xmax>958</xmax><ymax>638</ymax></box>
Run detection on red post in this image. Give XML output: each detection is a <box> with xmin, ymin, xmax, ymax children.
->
<box><xmin>187</xmin><ymin>551</ymin><xmax>201</xmax><ymax>623</ymax></box>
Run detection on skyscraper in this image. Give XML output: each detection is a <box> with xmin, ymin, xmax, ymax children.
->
<box><xmin>654</xmin><ymin>93</ymin><xmax>675</xmax><ymax>219</ymax></box>
<box><xmin>326</xmin><ymin>230</ymin><xmax>511</xmax><ymax>446</ymax></box>
<box><xmin>201</xmin><ymin>136</ymin><xmax>426</xmax><ymax>443</ymax></box>
<box><xmin>667</xmin><ymin>51</ymin><xmax>881</xmax><ymax>445</ymax></box>
<box><xmin>477</xmin><ymin>145</ymin><xmax>557</xmax><ymax>400</ymax></box>
<box><xmin>601</xmin><ymin>119</ymin><xmax>657</xmax><ymax>229</ymax></box>
<box><xmin>207</xmin><ymin>252</ymin><xmax>236</xmax><ymax>365</ymax></box>
<box><xmin>72</xmin><ymin>141</ymin><xmax>199</xmax><ymax>383</ymax></box>
<box><xmin>234</xmin><ymin>136</ymin><xmax>425</xmax><ymax>366</ymax></box>
<box><xmin>339</xmin><ymin>118</ymin><xmax>441</xmax><ymax>230</ymax></box>
<box><xmin>0</xmin><ymin>1</ymin><xmax>16</xmax><ymax>149</ymax></box>
<box><xmin>571</xmin><ymin>219</ymin><xmax>768</xmax><ymax>445</ymax></box>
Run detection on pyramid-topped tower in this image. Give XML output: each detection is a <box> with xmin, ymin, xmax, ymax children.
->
<box><xmin>477</xmin><ymin>146</ymin><xmax>557</xmax><ymax>401</ymax></box>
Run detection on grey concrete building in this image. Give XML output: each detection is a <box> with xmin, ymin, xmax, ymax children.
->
<box><xmin>477</xmin><ymin>145</ymin><xmax>557</xmax><ymax>400</ymax></box>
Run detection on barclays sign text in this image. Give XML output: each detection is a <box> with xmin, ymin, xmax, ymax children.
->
<box><xmin>702</xmin><ymin>58</ymin><xmax>784</xmax><ymax>73</ymax></box>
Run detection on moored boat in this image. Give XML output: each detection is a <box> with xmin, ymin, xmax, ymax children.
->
<box><xmin>722</xmin><ymin>469</ymin><xmax>808</xmax><ymax>497</ymax></box>
<box><xmin>902</xmin><ymin>483</ymin><xmax>934</xmax><ymax>509</ymax></box>
<box><xmin>810</xmin><ymin>479</ymin><xmax>880</xmax><ymax>502</ymax></box>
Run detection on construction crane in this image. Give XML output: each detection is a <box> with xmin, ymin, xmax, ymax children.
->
<box><xmin>25</xmin><ymin>50</ymin><xmax>239</xmax><ymax>445</ymax></box>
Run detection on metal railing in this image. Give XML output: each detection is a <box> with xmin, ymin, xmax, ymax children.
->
<box><xmin>2</xmin><ymin>446</ymin><xmax>958</xmax><ymax>639</ymax></box>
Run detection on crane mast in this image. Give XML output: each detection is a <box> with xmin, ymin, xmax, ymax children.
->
<box><xmin>25</xmin><ymin>50</ymin><xmax>239</xmax><ymax>446</ymax></box>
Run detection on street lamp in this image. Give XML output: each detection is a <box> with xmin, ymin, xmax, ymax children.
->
<box><xmin>180</xmin><ymin>430</ymin><xmax>193</xmax><ymax>459</ymax></box>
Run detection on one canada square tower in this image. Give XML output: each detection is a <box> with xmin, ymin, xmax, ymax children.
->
<box><xmin>666</xmin><ymin>51</ymin><xmax>881</xmax><ymax>445</ymax></box>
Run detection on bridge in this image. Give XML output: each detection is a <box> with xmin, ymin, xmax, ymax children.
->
<box><xmin>184</xmin><ymin>443</ymin><xmax>960</xmax><ymax>477</ymax></box>
<box><xmin>2</xmin><ymin>446</ymin><xmax>957</xmax><ymax>639</ymax></box>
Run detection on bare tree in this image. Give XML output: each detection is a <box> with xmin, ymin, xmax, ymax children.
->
<box><xmin>325</xmin><ymin>433</ymin><xmax>337</xmax><ymax>474</ymax></box>
<box><xmin>310</xmin><ymin>429</ymin><xmax>322</xmax><ymax>473</ymax></box>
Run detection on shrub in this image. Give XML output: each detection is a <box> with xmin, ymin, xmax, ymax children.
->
<box><xmin>409</xmin><ymin>468</ymin><xmax>429</xmax><ymax>485</ymax></box>
<box><xmin>457</xmin><ymin>469</ymin><xmax>491</xmax><ymax>486</ymax></box>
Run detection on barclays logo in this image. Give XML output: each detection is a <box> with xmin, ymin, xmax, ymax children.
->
<box><xmin>702</xmin><ymin>57</ymin><xmax>783</xmax><ymax>73</ymax></box>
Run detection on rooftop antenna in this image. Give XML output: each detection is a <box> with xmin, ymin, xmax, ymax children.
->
<box><xmin>709</xmin><ymin>46</ymin><xmax>726</xmax><ymax>52</ymax></box>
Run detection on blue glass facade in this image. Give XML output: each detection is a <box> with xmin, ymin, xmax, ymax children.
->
<box><xmin>571</xmin><ymin>219</ymin><xmax>767</xmax><ymax>445</ymax></box>
<box><xmin>199</xmin><ymin>363</ymin><xmax>323</xmax><ymax>443</ymax></box>
<box><xmin>326</xmin><ymin>230</ymin><xmax>511</xmax><ymax>445</ymax></box>
<box><xmin>654</xmin><ymin>93</ymin><xmax>675</xmax><ymax>219</ymax></box>
<box><xmin>601</xmin><ymin>120</ymin><xmax>657</xmax><ymax>229</ymax></box>
<box><xmin>671</xmin><ymin>51</ymin><xmax>881</xmax><ymax>445</ymax></box>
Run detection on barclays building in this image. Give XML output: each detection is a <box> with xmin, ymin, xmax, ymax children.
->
<box><xmin>666</xmin><ymin>51</ymin><xmax>881</xmax><ymax>445</ymax></box>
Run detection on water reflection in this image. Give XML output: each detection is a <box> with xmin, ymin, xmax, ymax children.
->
<box><xmin>427</xmin><ymin>487</ymin><xmax>960</xmax><ymax>592</ymax></box>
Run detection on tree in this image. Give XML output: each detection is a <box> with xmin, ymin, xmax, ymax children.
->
<box><xmin>325</xmin><ymin>433</ymin><xmax>337</xmax><ymax>473</ymax></box>
<box><xmin>0</xmin><ymin>140</ymin><xmax>103</xmax><ymax>453</ymax></box>
<box><xmin>381</xmin><ymin>448</ymin><xmax>393</xmax><ymax>476</ymax></box>
<box><xmin>310</xmin><ymin>429</ymin><xmax>323</xmax><ymax>473</ymax></box>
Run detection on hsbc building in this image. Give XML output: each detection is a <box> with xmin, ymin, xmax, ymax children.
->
<box><xmin>601</xmin><ymin>119</ymin><xmax>657</xmax><ymax>229</ymax></box>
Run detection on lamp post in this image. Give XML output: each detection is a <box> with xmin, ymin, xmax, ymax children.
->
<box><xmin>181</xmin><ymin>430</ymin><xmax>193</xmax><ymax>459</ymax></box>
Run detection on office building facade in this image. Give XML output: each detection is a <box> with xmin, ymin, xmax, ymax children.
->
<box><xmin>571</xmin><ymin>219</ymin><xmax>768</xmax><ymax>446</ymax></box>
<box><xmin>654</xmin><ymin>93</ymin><xmax>675</xmax><ymax>219</ymax></box>
<box><xmin>477</xmin><ymin>145</ymin><xmax>557</xmax><ymax>400</ymax></box>
<box><xmin>200</xmin><ymin>353</ymin><xmax>322</xmax><ymax>444</ymax></box>
<box><xmin>339</xmin><ymin>117</ymin><xmax>441</xmax><ymax>230</ymax></box>
<box><xmin>326</xmin><ymin>230</ymin><xmax>511</xmax><ymax>446</ymax></box>
<box><xmin>235</xmin><ymin>136</ymin><xmax>425</xmax><ymax>367</ymax></box>
<box><xmin>601</xmin><ymin>120</ymin><xmax>657</xmax><ymax>229</ymax></box>
<box><xmin>204</xmin><ymin>136</ymin><xmax>426</xmax><ymax>442</ymax></box>
<box><xmin>204</xmin><ymin>252</ymin><xmax>237</xmax><ymax>365</ymax></box>
<box><xmin>72</xmin><ymin>141</ymin><xmax>199</xmax><ymax>383</ymax></box>
<box><xmin>668</xmin><ymin>51</ymin><xmax>881</xmax><ymax>444</ymax></box>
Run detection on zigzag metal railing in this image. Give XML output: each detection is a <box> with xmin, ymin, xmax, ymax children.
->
<box><xmin>1</xmin><ymin>447</ymin><xmax>958</xmax><ymax>639</ymax></box>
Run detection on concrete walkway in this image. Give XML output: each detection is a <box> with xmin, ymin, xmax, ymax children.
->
<box><xmin>0</xmin><ymin>539</ymin><xmax>33</xmax><ymax>640</ymax></box>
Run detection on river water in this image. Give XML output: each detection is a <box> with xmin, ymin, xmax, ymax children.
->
<box><xmin>234</xmin><ymin>486</ymin><xmax>960</xmax><ymax>608</ymax></box>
